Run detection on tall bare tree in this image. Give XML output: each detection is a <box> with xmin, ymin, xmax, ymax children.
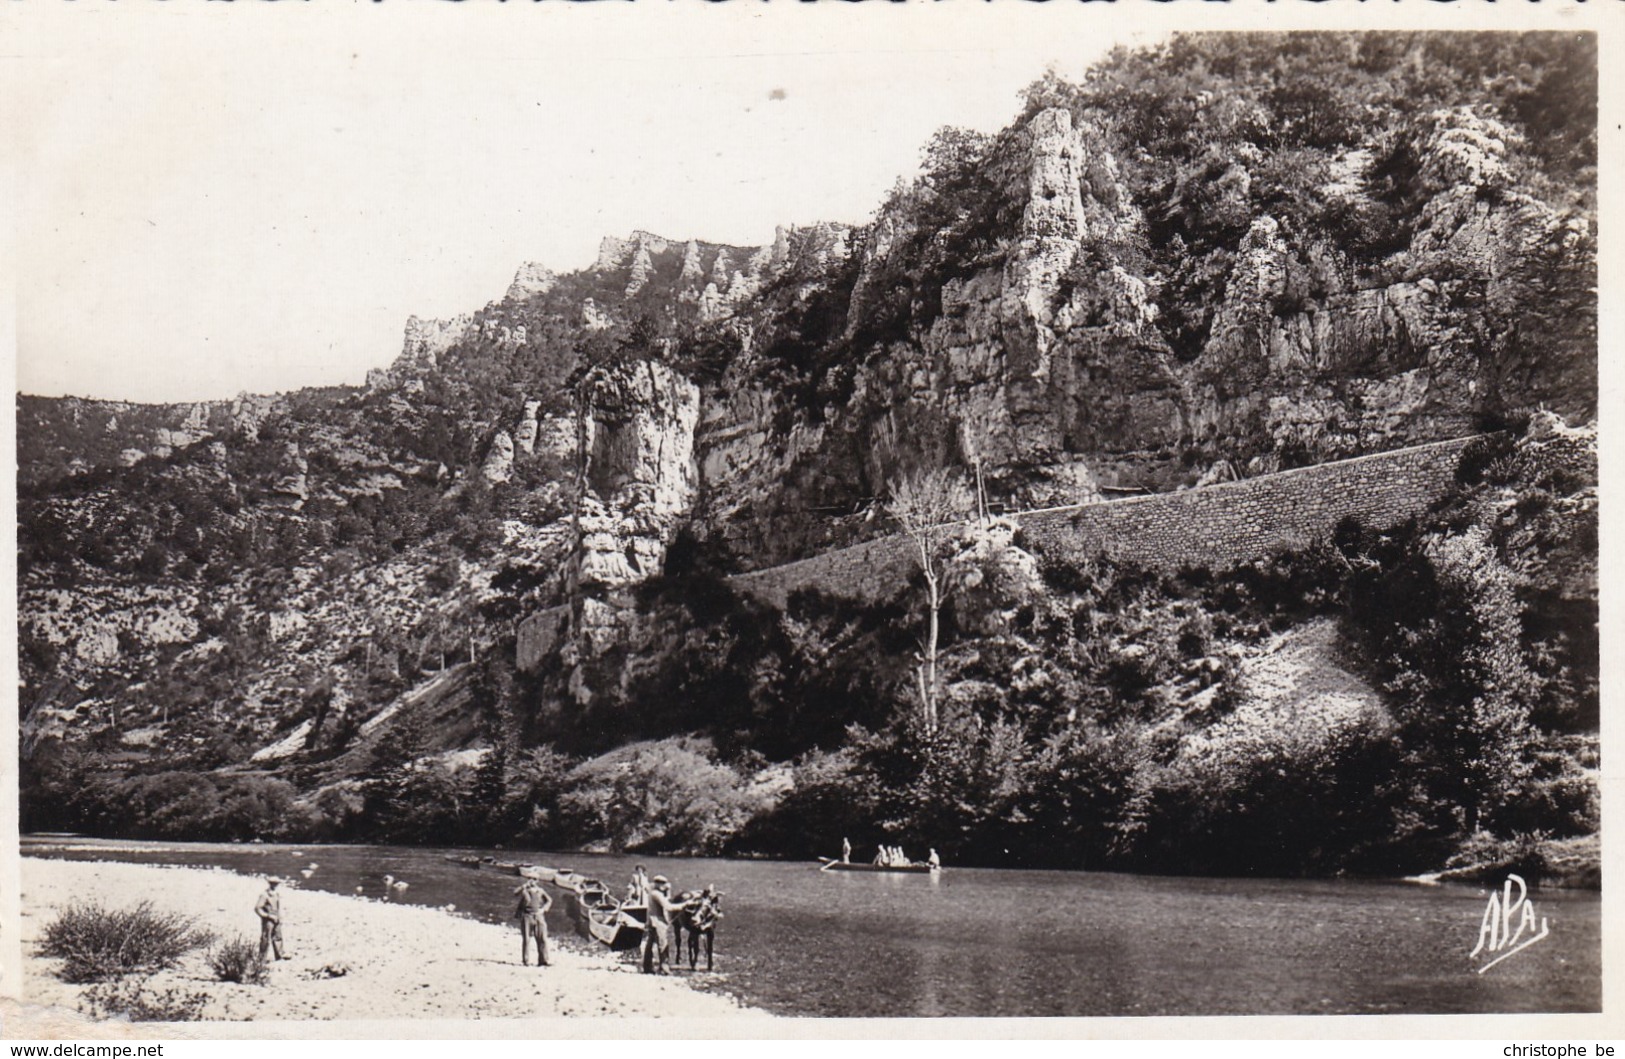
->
<box><xmin>959</xmin><ymin>417</ymin><xmax>993</xmax><ymax>524</ymax></box>
<box><xmin>887</xmin><ymin>467</ymin><xmax>974</xmax><ymax>730</ymax></box>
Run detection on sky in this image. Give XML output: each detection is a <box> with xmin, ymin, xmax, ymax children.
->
<box><xmin>7</xmin><ymin>7</ymin><xmax>1158</xmax><ymax>404</ymax></box>
<box><xmin>9</xmin><ymin>5</ymin><xmax>1605</xmax><ymax>405</ymax></box>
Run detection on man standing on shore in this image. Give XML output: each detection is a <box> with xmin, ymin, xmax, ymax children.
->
<box><xmin>515</xmin><ymin>878</ymin><xmax>552</xmax><ymax>967</ymax></box>
<box><xmin>641</xmin><ymin>875</ymin><xmax>686</xmax><ymax>975</ymax></box>
<box><xmin>256</xmin><ymin>877</ymin><xmax>288</xmax><ymax>962</ymax></box>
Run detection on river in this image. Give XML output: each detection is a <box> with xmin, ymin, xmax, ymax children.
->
<box><xmin>20</xmin><ymin>836</ymin><xmax>1599</xmax><ymax>1017</ymax></box>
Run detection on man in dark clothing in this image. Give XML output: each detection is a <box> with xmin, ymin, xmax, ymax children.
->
<box><xmin>256</xmin><ymin>877</ymin><xmax>288</xmax><ymax>962</ymax></box>
<box><xmin>515</xmin><ymin>879</ymin><xmax>552</xmax><ymax>967</ymax></box>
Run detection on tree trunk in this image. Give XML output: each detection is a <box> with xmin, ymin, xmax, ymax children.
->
<box><xmin>923</xmin><ymin>570</ymin><xmax>941</xmax><ymax>731</ymax></box>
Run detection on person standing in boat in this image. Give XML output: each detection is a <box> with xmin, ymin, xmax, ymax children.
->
<box><xmin>927</xmin><ymin>848</ymin><xmax>941</xmax><ymax>870</ymax></box>
<box><xmin>514</xmin><ymin>878</ymin><xmax>552</xmax><ymax>967</ymax></box>
<box><xmin>841</xmin><ymin>837</ymin><xmax>852</xmax><ymax>864</ymax></box>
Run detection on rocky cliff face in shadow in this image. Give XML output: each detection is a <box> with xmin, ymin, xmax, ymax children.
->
<box><xmin>16</xmin><ymin>36</ymin><xmax>1596</xmax><ymax>774</ymax></box>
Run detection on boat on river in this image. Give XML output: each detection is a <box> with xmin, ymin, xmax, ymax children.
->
<box><xmin>819</xmin><ymin>857</ymin><xmax>939</xmax><ymax>874</ymax></box>
<box><xmin>444</xmin><ymin>854</ymin><xmax>645</xmax><ymax>949</ymax></box>
<box><xmin>581</xmin><ymin>895</ymin><xmax>648</xmax><ymax>949</ymax></box>
<box><xmin>443</xmin><ymin>855</ymin><xmax>560</xmax><ymax>883</ymax></box>
<box><xmin>565</xmin><ymin>876</ymin><xmax>647</xmax><ymax>949</ymax></box>
<box><xmin>443</xmin><ymin>854</ymin><xmax>492</xmax><ymax>870</ymax></box>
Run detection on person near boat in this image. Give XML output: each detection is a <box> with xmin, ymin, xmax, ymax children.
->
<box><xmin>255</xmin><ymin>876</ymin><xmax>288</xmax><ymax>962</ymax></box>
<box><xmin>641</xmin><ymin>874</ymin><xmax>691</xmax><ymax>975</ymax></box>
<box><xmin>514</xmin><ymin>877</ymin><xmax>552</xmax><ymax>967</ymax></box>
<box><xmin>855</xmin><ymin>844</ymin><xmax>935</xmax><ymax>869</ymax></box>
<box><xmin>842</xmin><ymin>837</ymin><xmax>852</xmax><ymax>864</ymax></box>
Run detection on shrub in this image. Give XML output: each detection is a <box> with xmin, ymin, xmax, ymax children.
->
<box><xmin>208</xmin><ymin>936</ymin><xmax>267</xmax><ymax>984</ymax></box>
<box><xmin>556</xmin><ymin>737</ymin><xmax>773</xmax><ymax>854</ymax></box>
<box><xmin>81</xmin><ymin>976</ymin><xmax>210</xmax><ymax>1022</ymax></box>
<box><xmin>1017</xmin><ymin>723</ymin><xmax>1153</xmax><ymax>869</ymax></box>
<box><xmin>1456</xmin><ymin>431</ymin><xmax>1517</xmax><ymax>486</ymax></box>
<box><xmin>41</xmin><ymin>901</ymin><xmax>212</xmax><ymax>983</ymax></box>
<box><xmin>729</xmin><ymin>746</ymin><xmax>877</xmax><ymax>859</ymax></box>
<box><xmin>1445</xmin><ymin>829</ymin><xmax>1550</xmax><ymax>885</ymax></box>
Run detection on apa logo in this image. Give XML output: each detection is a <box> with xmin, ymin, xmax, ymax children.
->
<box><xmin>1470</xmin><ymin>873</ymin><xmax>1551</xmax><ymax>974</ymax></box>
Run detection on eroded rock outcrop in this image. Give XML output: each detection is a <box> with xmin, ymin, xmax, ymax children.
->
<box><xmin>482</xmin><ymin>431</ymin><xmax>515</xmax><ymax>484</ymax></box>
<box><xmin>514</xmin><ymin>399</ymin><xmax>543</xmax><ymax>456</ymax></box>
<box><xmin>368</xmin><ymin>315</ymin><xmax>473</xmax><ymax>389</ymax></box>
<box><xmin>575</xmin><ymin>359</ymin><xmax>701</xmax><ymax>584</ymax></box>
<box><xmin>506</xmin><ymin>263</ymin><xmax>557</xmax><ymax>302</ymax></box>
<box><xmin>550</xmin><ymin>358</ymin><xmax>701</xmax><ymax>696</ymax></box>
<box><xmin>269</xmin><ymin>442</ymin><xmax>310</xmax><ymax>508</ymax></box>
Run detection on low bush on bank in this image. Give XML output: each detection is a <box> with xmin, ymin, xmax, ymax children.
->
<box><xmin>208</xmin><ymin>936</ymin><xmax>267</xmax><ymax>984</ymax></box>
<box><xmin>81</xmin><ymin>976</ymin><xmax>210</xmax><ymax>1022</ymax></box>
<box><xmin>555</xmin><ymin>736</ymin><xmax>777</xmax><ymax>854</ymax></box>
<box><xmin>41</xmin><ymin>901</ymin><xmax>212</xmax><ymax>983</ymax></box>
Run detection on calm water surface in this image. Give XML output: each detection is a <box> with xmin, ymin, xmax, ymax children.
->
<box><xmin>22</xmin><ymin>837</ymin><xmax>1599</xmax><ymax>1017</ymax></box>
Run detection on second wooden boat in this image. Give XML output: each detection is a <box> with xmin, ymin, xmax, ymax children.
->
<box><xmin>584</xmin><ymin>900</ymin><xmax>648</xmax><ymax>950</ymax></box>
<box><xmin>444</xmin><ymin>854</ymin><xmax>648</xmax><ymax>950</ymax></box>
<box><xmin>819</xmin><ymin>857</ymin><xmax>939</xmax><ymax>874</ymax></box>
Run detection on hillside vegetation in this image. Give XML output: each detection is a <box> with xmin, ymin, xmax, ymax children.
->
<box><xmin>19</xmin><ymin>32</ymin><xmax>1597</xmax><ymax>881</ymax></box>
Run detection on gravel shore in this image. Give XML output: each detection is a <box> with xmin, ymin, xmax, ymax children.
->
<box><xmin>11</xmin><ymin>858</ymin><xmax>768</xmax><ymax>1033</ymax></box>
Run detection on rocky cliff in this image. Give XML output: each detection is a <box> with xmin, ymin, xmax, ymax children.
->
<box><xmin>394</xmin><ymin>94</ymin><xmax>1590</xmax><ymax>581</ymax></box>
<box><xmin>15</xmin><ymin>34</ymin><xmax>1598</xmax><ymax>864</ymax></box>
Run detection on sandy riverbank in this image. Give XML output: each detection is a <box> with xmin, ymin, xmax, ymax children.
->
<box><xmin>11</xmin><ymin>858</ymin><xmax>768</xmax><ymax>1031</ymax></box>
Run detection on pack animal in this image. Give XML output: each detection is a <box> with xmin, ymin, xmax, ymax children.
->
<box><xmin>671</xmin><ymin>889</ymin><xmax>722</xmax><ymax>971</ymax></box>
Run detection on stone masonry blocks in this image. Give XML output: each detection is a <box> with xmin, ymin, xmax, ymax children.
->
<box><xmin>517</xmin><ymin>436</ymin><xmax>1482</xmax><ymax>668</ymax></box>
<box><xmin>729</xmin><ymin>436</ymin><xmax>1480</xmax><ymax>609</ymax></box>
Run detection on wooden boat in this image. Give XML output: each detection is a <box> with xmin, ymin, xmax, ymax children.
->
<box><xmin>444</xmin><ymin>856</ymin><xmax>567</xmax><ymax>886</ymax></box>
<box><xmin>477</xmin><ymin>860</ymin><xmax>550</xmax><ymax>881</ymax></box>
<box><xmin>442</xmin><ymin>855</ymin><xmax>647</xmax><ymax>949</ymax></box>
<box><xmin>819</xmin><ymin>856</ymin><xmax>939</xmax><ymax>874</ymax></box>
<box><xmin>563</xmin><ymin>877</ymin><xmax>646</xmax><ymax>949</ymax></box>
<box><xmin>584</xmin><ymin>900</ymin><xmax>648</xmax><ymax>950</ymax></box>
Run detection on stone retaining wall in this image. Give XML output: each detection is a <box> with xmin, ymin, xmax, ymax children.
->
<box><xmin>730</xmin><ymin>436</ymin><xmax>1482</xmax><ymax>608</ymax></box>
<box><xmin>518</xmin><ymin>436</ymin><xmax>1483</xmax><ymax>667</ymax></box>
